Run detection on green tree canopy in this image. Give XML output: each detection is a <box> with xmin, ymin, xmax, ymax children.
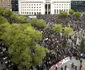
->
<box><xmin>30</xmin><ymin>18</ymin><xmax>46</xmax><ymax>28</ymax></box>
<box><xmin>0</xmin><ymin>8</ymin><xmax>13</xmax><ymax>17</ymax></box>
<box><xmin>0</xmin><ymin>23</ymin><xmax>48</xmax><ymax>70</ymax></box>
<box><xmin>64</xmin><ymin>27</ymin><xmax>74</xmax><ymax>36</ymax></box>
<box><xmin>60</xmin><ymin>10</ymin><xmax>68</xmax><ymax>17</ymax></box>
<box><xmin>69</xmin><ymin>9</ymin><xmax>75</xmax><ymax>15</ymax></box>
<box><xmin>0</xmin><ymin>8</ymin><xmax>4</xmax><ymax>15</ymax></box>
<box><xmin>0</xmin><ymin>9</ymin><xmax>29</xmax><ymax>23</ymax></box>
<box><xmin>52</xmin><ymin>24</ymin><xmax>62</xmax><ymax>34</ymax></box>
<box><xmin>0</xmin><ymin>15</ymin><xmax>9</xmax><ymax>24</ymax></box>
<box><xmin>74</xmin><ymin>12</ymin><xmax>81</xmax><ymax>19</ymax></box>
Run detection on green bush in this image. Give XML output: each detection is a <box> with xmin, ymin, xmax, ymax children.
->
<box><xmin>69</xmin><ymin>9</ymin><xmax>74</xmax><ymax>15</ymax></box>
<box><xmin>64</xmin><ymin>27</ymin><xmax>74</xmax><ymax>35</ymax></box>
<box><xmin>60</xmin><ymin>10</ymin><xmax>68</xmax><ymax>17</ymax></box>
<box><xmin>52</xmin><ymin>24</ymin><xmax>62</xmax><ymax>34</ymax></box>
<box><xmin>31</xmin><ymin>18</ymin><xmax>46</xmax><ymax>28</ymax></box>
<box><xmin>74</xmin><ymin>12</ymin><xmax>81</xmax><ymax>19</ymax></box>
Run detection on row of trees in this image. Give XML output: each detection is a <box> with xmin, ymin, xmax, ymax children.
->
<box><xmin>0</xmin><ymin>10</ymin><xmax>48</xmax><ymax>70</ymax></box>
<box><xmin>60</xmin><ymin>9</ymin><xmax>81</xmax><ymax>19</ymax></box>
<box><xmin>0</xmin><ymin>8</ymin><xmax>28</xmax><ymax>23</ymax></box>
<box><xmin>52</xmin><ymin>24</ymin><xmax>74</xmax><ymax>36</ymax></box>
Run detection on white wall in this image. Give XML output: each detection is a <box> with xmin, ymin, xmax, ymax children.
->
<box><xmin>18</xmin><ymin>0</ymin><xmax>71</xmax><ymax>15</ymax></box>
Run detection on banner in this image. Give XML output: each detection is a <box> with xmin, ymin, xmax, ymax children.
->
<box><xmin>49</xmin><ymin>57</ymin><xmax>70</xmax><ymax>70</ymax></box>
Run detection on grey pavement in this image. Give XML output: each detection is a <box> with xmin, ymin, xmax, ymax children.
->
<box><xmin>58</xmin><ymin>57</ymin><xmax>85</xmax><ymax>70</ymax></box>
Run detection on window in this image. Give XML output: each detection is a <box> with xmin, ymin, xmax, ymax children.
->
<box><xmin>54</xmin><ymin>9</ymin><xmax>56</xmax><ymax>14</ymax></box>
<box><xmin>34</xmin><ymin>9</ymin><xmax>36</xmax><ymax>11</ymax></box>
<box><xmin>32</xmin><ymin>12</ymin><xmax>33</xmax><ymax>15</ymax></box>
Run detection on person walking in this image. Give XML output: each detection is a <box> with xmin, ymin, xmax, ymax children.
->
<box><xmin>61</xmin><ymin>67</ymin><xmax>63</xmax><ymax>70</ymax></box>
<box><xmin>79</xmin><ymin>59</ymin><xmax>82</xmax><ymax>70</ymax></box>
<box><xmin>71</xmin><ymin>62</ymin><xmax>74</xmax><ymax>68</ymax></box>
<box><xmin>79</xmin><ymin>64</ymin><xmax>82</xmax><ymax>70</ymax></box>
<box><xmin>64</xmin><ymin>65</ymin><xmax>67</xmax><ymax>70</ymax></box>
<box><xmin>80</xmin><ymin>59</ymin><xmax>82</xmax><ymax>64</ymax></box>
<box><xmin>56</xmin><ymin>67</ymin><xmax>57</xmax><ymax>70</ymax></box>
<box><xmin>75</xmin><ymin>65</ymin><xmax>77</xmax><ymax>70</ymax></box>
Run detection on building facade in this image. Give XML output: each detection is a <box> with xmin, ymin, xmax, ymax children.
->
<box><xmin>0</xmin><ymin>0</ymin><xmax>2</xmax><ymax>8</ymax></box>
<box><xmin>18</xmin><ymin>0</ymin><xmax>71</xmax><ymax>15</ymax></box>
<box><xmin>71</xmin><ymin>0</ymin><xmax>85</xmax><ymax>12</ymax></box>
<box><xmin>12</xmin><ymin>0</ymin><xmax>18</xmax><ymax>11</ymax></box>
<box><xmin>0</xmin><ymin>0</ymin><xmax>12</xmax><ymax>10</ymax></box>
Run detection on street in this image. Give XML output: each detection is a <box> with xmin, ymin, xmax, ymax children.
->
<box><xmin>58</xmin><ymin>57</ymin><xmax>85</xmax><ymax>70</ymax></box>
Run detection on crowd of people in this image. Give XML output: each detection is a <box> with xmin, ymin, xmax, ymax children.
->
<box><xmin>35</xmin><ymin>14</ymin><xmax>85</xmax><ymax>70</ymax></box>
<box><xmin>0</xmin><ymin>14</ymin><xmax>85</xmax><ymax>70</ymax></box>
<box><xmin>0</xmin><ymin>40</ymin><xmax>18</xmax><ymax>70</ymax></box>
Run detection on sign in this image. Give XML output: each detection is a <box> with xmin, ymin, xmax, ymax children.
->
<box><xmin>49</xmin><ymin>57</ymin><xmax>70</xmax><ymax>70</ymax></box>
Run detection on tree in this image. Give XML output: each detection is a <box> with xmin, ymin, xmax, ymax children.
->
<box><xmin>31</xmin><ymin>19</ymin><xmax>46</xmax><ymax>28</ymax></box>
<box><xmin>30</xmin><ymin>18</ymin><xmax>38</xmax><ymax>26</ymax></box>
<box><xmin>69</xmin><ymin>9</ymin><xmax>74</xmax><ymax>15</ymax></box>
<box><xmin>2</xmin><ymin>10</ymin><xmax>13</xmax><ymax>17</ymax></box>
<box><xmin>52</xmin><ymin>24</ymin><xmax>62</xmax><ymax>34</ymax></box>
<box><xmin>64</xmin><ymin>27</ymin><xmax>74</xmax><ymax>36</ymax></box>
<box><xmin>0</xmin><ymin>8</ymin><xmax>13</xmax><ymax>17</ymax></box>
<box><xmin>60</xmin><ymin>10</ymin><xmax>68</xmax><ymax>17</ymax></box>
<box><xmin>15</xmin><ymin>15</ymin><xmax>28</xmax><ymax>23</ymax></box>
<box><xmin>0</xmin><ymin>23</ymin><xmax>48</xmax><ymax>70</ymax></box>
<box><xmin>0</xmin><ymin>15</ymin><xmax>9</xmax><ymax>36</ymax></box>
<box><xmin>0</xmin><ymin>9</ymin><xmax>28</xmax><ymax>23</ymax></box>
<box><xmin>0</xmin><ymin>8</ymin><xmax>4</xmax><ymax>15</ymax></box>
<box><xmin>0</xmin><ymin>15</ymin><xmax>9</xmax><ymax>24</ymax></box>
<box><xmin>37</xmin><ymin>19</ymin><xmax>46</xmax><ymax>27</ymax></box>
<box><xmin>74</xmin><ymin>12</ymin><xmax>81</xmax><ymax>19</ymax></box>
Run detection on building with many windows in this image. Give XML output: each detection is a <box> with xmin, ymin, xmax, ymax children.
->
<box><xmin>18</xmin><ymin>0</ymin><xmax>71</xmax><ymax>15</ymax></box>
<box><xmin>71</xmin><ymin>0</ymin><xmax>85</xmax><ymax>12</ymax></box>
<box><xmin>0</xmin><ymin>0</ymin><xmax>12</xmax><ymax>10</ymax></box>
<box><xmin>12</xmin><ymin>0</ymin><xmax>18</xmax><ymax>11</ymax></box>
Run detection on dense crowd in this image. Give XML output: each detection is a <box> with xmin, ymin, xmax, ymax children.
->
<box><xmin>0</xmin><ymin>41</ymin><xmax>18</xmax><ymax>70</ymax></box>
<box><xmin>36</xmin><ymin>15</ymin><xmax>85</xmax><ymax>70</ymax></box>
<box><xmin>0</xmin><ymin>14</ymin><xmax>85</xmax><ymax>70</ymax></box>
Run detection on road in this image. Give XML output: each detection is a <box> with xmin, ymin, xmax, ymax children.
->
<box><xmin>58</xmin><ymin>57</ymin><xmax>85</xmax><ymax>70</ymax></box>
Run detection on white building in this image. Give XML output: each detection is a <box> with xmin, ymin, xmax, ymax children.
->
<box><xmin>18</xmin><ymin>0</ymin><xmax>71</xmax><ymax>15</ymax></box>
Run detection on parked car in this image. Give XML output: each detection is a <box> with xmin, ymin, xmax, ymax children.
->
<box><xmin>80</xmin><ymin>53</ymin><xmax>85</xmax><ymax>59</ymax></box>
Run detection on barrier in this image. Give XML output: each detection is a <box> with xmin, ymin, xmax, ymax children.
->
<box><xmin>49</xmin><ymin>57</ymin><xmax>70</xmax><ymax>70</ymax></box>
